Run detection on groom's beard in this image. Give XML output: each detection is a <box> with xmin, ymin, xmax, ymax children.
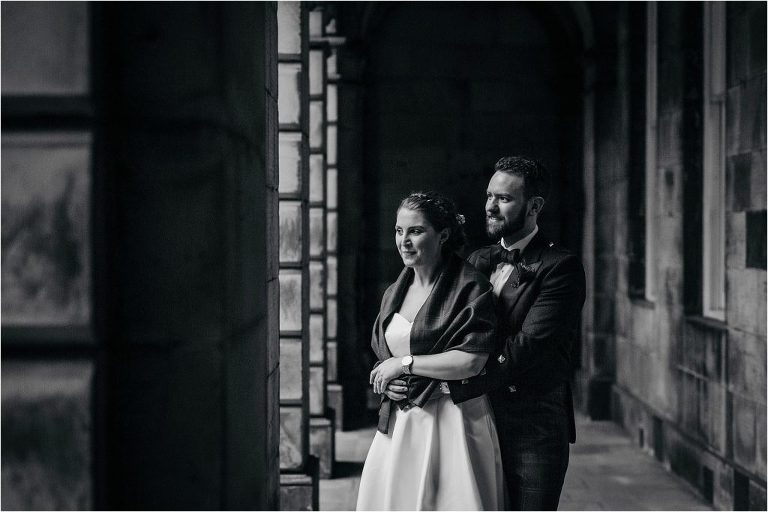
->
<box><xmin>486</xmin><ymin>206</ymin><xmax>527</xmax><ymax>241</ymax></box>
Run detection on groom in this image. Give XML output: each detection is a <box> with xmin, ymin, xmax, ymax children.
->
<box><xmin>456</xmin><ymin>156</ymin><xmax>585</xmax><ymax>510</ymax></box>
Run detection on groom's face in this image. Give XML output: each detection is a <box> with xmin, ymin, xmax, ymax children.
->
<box><xmin>485</xmin><ymin>171</ymin><xmax>528</xmax><ymax>241</ymax></box>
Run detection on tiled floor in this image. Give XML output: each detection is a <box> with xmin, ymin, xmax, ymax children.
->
<box><xmin>320</xmin><ymin>413</ymin><xmax>713</xmax><ymax>511</ymax></box>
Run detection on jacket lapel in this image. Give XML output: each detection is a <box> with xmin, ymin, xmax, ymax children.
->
<box><xmin>500</xmin><ymin>231</ymin><xmax>547</xmax><ymax>321</ymax></box>
<box><xmin>471</xmin><ymin>247</ymin><xmax>496</xmax><ymax>277</ymax></box>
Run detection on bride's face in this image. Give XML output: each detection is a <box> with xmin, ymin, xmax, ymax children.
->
<box><xmin>395</xmin><ymin>208</ymin><xmax>446</xmax><ymax>268</ymax></box>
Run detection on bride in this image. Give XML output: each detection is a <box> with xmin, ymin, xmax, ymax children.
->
<box><xmin>356</xmin><ymin>191</ymin><xmax>505</xmax><ymax>511</ymax></box>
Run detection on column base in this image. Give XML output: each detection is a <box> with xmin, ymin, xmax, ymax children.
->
<box><xmin>327</xmin><ymin>383</ymin><xmax>344</xmax><ymax>431</ymax></box>
<box><xmin>279</xmin><ymin>456</ymin><xmax>319</xmax><ymax>511</ymax></box>
<box><xmin>309</xmin><ymin>416</ymin><xmax>335</xmax><ymax>479</ymax></box>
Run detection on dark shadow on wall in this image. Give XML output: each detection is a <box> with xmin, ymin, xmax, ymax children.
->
<box><xmin>337</xmin><ymin>1</ymin><xmax>587</xmax><ymax>429</ymax></box>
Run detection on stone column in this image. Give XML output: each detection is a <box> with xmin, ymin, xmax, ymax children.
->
<box><xmin>307</xmin><ymin>6</ymin><xmax>335</xmax><ymax>480</ymax></box>
<box><xmin>277</xmin><ymin>2</ymin><xmax>319</xmax><ymax>510</ymax></box>
<box><xmin>97</xmin><ymin>3</ymin><xmax>280</xmax><ymax>508</ymax></box>
<box><xmin>324</xmin><ymin>20</ymin><xmax>346</xmax><ymax>433</ymax></box>
<box><xmin>577</xmin><ymin>4</ymin><xmax>621</xmax><ymax>420</ymax></box>
<box><xmin>336</xmin><ymin>42</ymin><xmax>372</xmax><ymax>428</ymax></box>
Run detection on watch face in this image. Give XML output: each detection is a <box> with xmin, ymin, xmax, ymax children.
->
<box><xmin>402</xmin><ymin>355</ymin><xmax>413</xmax><ymax>366</ymax></box>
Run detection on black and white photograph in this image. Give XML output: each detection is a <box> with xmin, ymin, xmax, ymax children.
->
<box><xmin>1</xmin><ymin>1</ymin><xmax>766</xmax><ymax>511</ymax></box>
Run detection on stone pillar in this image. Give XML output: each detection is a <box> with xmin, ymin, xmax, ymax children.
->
<box><xmin>324</xmin><ymin>19</ymin><xmax>346</xmax><ymax>433</ymax></box>
<box><xmin>307</xmin><ymin>6</ymin><xmax>335</xmax><ymax>480</ymax></box>
<box><xmin>577</xmin><ymin>4</ymin><xmax>621</xmax><ymax>420</ymax></box>
<box><xmin>336</xmin><ymin>43</ymin><xmax>373</xmax><ymax>429</ymax></box>
<box><xmin>277</xmin><ymin>2</ymin><xmax>319</xmax><ymax>510</ymax></box>
<box><xmin>98</xmin><ymin>3</ymin><xmax>280</xmax><ymax>508</ymax></box>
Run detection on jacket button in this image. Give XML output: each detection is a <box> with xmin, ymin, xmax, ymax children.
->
<box><xmin>508</xmin><ymin>385</ymin><xmax>517</xmax><ymax>393</ymax></box>
<box><xmin>497</xmin><ymin>355</ymin><xmax>506</xmax><ymax>364</ymax></box>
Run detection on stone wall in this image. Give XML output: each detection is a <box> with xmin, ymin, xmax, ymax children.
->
<box><xmin>599</xmin><ymin>3</ymin><xmax>767</xmax><ymax>510</ymax></box>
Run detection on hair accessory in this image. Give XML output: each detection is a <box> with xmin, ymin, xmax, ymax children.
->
<box><xmin>456</xmin><ymin>214</ymin><xmax>465</xmax><ymax>225</ymax></box>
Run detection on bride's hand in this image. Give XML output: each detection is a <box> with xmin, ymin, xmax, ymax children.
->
<box><xmin>370</xmin><ymin>357</ymin><xmax>404</xmax><ymax>394</ymax></box>
<box><xmin>384</xmin><ymin>378</ymin><xmax>408</xmax><ymax>401</ymax></box>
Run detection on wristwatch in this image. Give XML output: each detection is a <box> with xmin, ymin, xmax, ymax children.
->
<box><xmin>401</xmin><ymin>355</ymin><xmax>413</xmax><ymax>375</ymax></box>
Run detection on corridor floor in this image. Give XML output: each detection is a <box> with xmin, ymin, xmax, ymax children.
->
<box><xmin>320</xmin><ymin>413</ymin><xmax>713</xmax><ymax>511</ymax></box>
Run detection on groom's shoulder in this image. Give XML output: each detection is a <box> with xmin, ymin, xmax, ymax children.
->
<box><xmin>539</xmin><ymin>241</ymin><xmax>584</xmax><ymax>274</ymax></box>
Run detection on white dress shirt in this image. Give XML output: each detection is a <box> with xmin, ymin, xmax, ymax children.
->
<box><xmin>489</xmin><ymin>225</ymin><xmax>539</xmax><ymax>296</ymax></box>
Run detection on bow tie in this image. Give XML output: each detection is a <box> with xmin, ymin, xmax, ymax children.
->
<box><xmin>489</xmin><ymin>245</ymin><xmax>521</xmax><ymax>267</ymax></box>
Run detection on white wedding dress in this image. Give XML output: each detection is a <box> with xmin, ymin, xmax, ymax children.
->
<box><xmin>356</xmin><ymin>313</ymin><xmax>505</xmax><ymax>511</ymax></box>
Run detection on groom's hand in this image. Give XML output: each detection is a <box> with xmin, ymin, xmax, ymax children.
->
<box><xmin>384</xmin><ymin>378</ymin><xmax>407</xmax><ymax>401</ymax></box>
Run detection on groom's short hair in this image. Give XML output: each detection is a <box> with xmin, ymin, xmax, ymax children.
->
<box><xmin>494</xmin><ymin>156</ymin><xmax>550</xmax><ymax>201</ymax></box>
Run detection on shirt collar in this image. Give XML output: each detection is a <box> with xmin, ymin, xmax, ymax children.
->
<box><xmin>500</xmin><ymin>225</ymin><xmax>538</xmax><ymax>254</ymax></box>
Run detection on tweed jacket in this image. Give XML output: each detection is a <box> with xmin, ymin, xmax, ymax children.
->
<box><xmin>371</xmin><ymin>253</ymin><xmax>496</xmax><ymax>433</ymax></box>
<box><xmin>450</xmin><ymin>231</ymin><xmax>586</xmax><ymax>441</ymax></box>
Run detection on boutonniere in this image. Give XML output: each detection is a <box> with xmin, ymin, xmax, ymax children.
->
<box><xmin>511</xmin><ymin>261</ymin><xmax>540</xmax><ymax>288</ymax></box>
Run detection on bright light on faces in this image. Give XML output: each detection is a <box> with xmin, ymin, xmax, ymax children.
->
<box><xmin>395</xmin><ymin>208</ymin><xmax>446</xmax><ymax>268</ymax></box>
<box><xmin>484</xmin><ymin>172</ymin><xmax>544</xmax><ymax>242</ymax></box>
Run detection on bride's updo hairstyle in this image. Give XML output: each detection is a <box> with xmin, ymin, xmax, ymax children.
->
<box><xmin>398</xmin><ymin>191</ymin><xmax>467</xmax><ymax>255</ymax></box>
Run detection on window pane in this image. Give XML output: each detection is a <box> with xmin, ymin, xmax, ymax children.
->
<box><xmin>279</xmin><ymin>338</ymin><xmax>303</xmax><ymax>400</ymax></box>
<box><xmin>277</xmin><ymin>1</ymin><xmax>301</xmax><ymax>55</ymax></box>
<box><xmin>1</xmin><ymin>3</ymin><xmax>89</xmax><ymax>95</ymax></box>
<box><xmin>309</xmin><ymin>101</ymin><xmax>324</xmax><ymax>149</ymax></box>
<box><xmin>279</xmin><ymin>406</ymin><xmax>304</xmax><ymax>470</ymax></box>
<box><xmin>326</xmin><ymin>297</ymin><xmax>337</xmax><ymax>339</ymax></box>
<box><xmin>309</xmin><ymin>49</ymin><xmax>323</xmax><ymax>95</ymax></box>
<box><xmin>309</xmin><ymin>313</ymin><xmax>324</xmax><ymax>362</ymax></box>
<box><xmin>309</xmin><ymin>208</ymin><xmax>324</xmax><ymax>257</ymax></box>
<box><xmin>309</xmin><ymin>155</ymin><xmax>325</xmax><ymax>203</ymax></box>
<box><xmin>279</xmin><ymin>270</ymin><xmax>302</xmax><ymax>332</ymax></box>
<box><xmin>279</xmin><ymin>131</ymin><xmax>303</xmax><ymax>194</ymax></box>
<box><xmin>309</xmin><ymin>260</ymin><xmax>324</xmax><ymax>309</ymax></box>
<box><xmin>1</xmin><ymin>133</ymin><xmax>92</xmax><ymax>326</ymax></box>
<box><xmin>278</xmin><ymin>64</ymin><xmax>302</xmax><ymax>126</ymax></box>
<box><xmin>309</xmin><ymin>366</ymin><xmax>325</xmax><ymax>414</ymax></box>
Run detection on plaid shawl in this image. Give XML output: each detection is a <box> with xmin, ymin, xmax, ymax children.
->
<box><xmin>371</xmin><ymin>253</ymin><xmax>496</xmax><ymax>433</ymax></box>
